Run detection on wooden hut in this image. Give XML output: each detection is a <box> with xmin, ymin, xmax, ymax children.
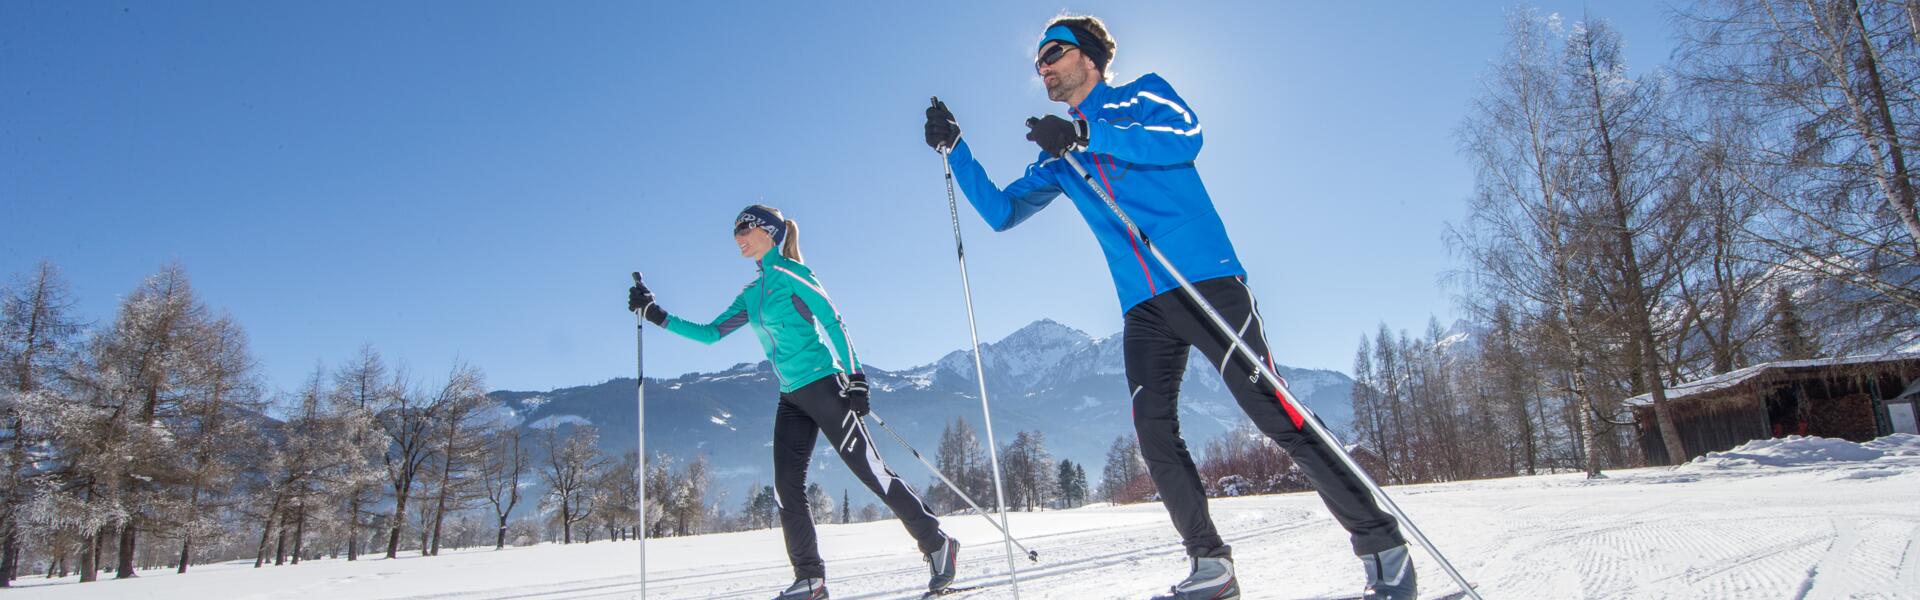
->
<box><xmin>1626</xmin><ymin>353</ymin><xmax>1920</xmax><ymax>465</ymax></box>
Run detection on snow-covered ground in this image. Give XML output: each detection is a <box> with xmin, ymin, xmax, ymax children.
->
<box><xmin>16</xmin><ymin>435</ymin><xmax>1920</xmax><ymax>599</ymax></box>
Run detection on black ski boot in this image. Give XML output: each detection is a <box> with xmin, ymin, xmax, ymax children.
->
<box><xmin>1361</xmin><ymin>545</ymin><xmax>1417</xmax><ymax>600</ymax></box>
<box><xmin>925</xmin><ymin>535</ymin><xmax>960</xmax><ymax>591</ymax></box>
<box><xmin>773</xmin><ymin>577</ymin><xmax>828</xmax><ymax>600</ymax></box>
<box><xmin>1150</xmin><ymin>556</ymin><xmax>1239</xmax><ymax>600</ymax></box>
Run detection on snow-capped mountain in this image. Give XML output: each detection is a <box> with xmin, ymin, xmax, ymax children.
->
<box><xmin>489</xmin><ymin>319</ymin><xmax>1358</xmax><ymax>505</ymax></box>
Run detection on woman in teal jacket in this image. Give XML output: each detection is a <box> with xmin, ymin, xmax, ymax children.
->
<box><xmin>628</xmin><ymin>205</ymin><xmax>958</xmax><ymax>600</ymax></box>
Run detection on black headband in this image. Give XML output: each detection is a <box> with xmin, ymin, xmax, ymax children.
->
<box><xmin>1041</xmin><ymin>22</ymin><xmax>1110</xmax><ymax>72</ymax></box>
<box><xmin>736</xmin><ymin>205</ymin><xmax>786</xmax><ymax>245</ymax></box>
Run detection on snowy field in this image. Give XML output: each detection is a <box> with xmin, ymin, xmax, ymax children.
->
<box><xmin>15</xmin><ymin>434</ymin><xmax>1920</xmax><ymax>600</ymax></box>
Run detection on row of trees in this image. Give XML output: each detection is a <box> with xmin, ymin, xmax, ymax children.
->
<box><xmin>0</xmin><ymin>261</ymin><xmax>687</xmax><ymax>586</ymax></box>
<box><xmin>920</xmin><ymin>417</ymin><xmax>1300</xmax><ymax>512</ymax></box>
<box><xmin>0</xmin><ymin>259</ymin><xmax>1242</xmax><ymax>587</ymax></box>
<box><xmin>1357</xmin><ymin>1</ymin><xmax>1919</xmax><ymax>483</ymax></box>
<box><xmin>921</xmin><ymin>419</ymin><xmax>1097</xmax><ymax>514</ymax></box>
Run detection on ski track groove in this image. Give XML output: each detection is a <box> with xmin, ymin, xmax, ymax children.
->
<box><xmin>453</xmin><ymin>509</ymin><xmax>1324</xmax><ymax>600</ymax></box>
<box><xmin>1791</xmin><ymin>518</ymin><xmax>1860</xmax><ymax>600</ymax></box>
<box><xmin>1900</xmin><ymin>524</ymin><xmax>1920</xmax><ymax>592</ymax></box>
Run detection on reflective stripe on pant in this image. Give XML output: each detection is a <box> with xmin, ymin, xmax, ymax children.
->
<box><xmin>1124</xmin><ymin>276</ymin><xmax>1406</xmax><ymax>558</ymax></box>
<box><xmin>773</xmin><ymin>375</ymin><xmax>946</xmax><ymax>580</ymax></box>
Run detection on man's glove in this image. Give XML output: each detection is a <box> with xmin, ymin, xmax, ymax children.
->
<box><xmin>842</xmin><ymin>373</ymin><xmax>870</xmax><ymax>417</ymax></box>
<box><xmin>627</xmin><ymin>275</ymin><xmax>668</xmax><ymax>327</ymax></box>
<box><xmin>926</xmin><ymin>97</ymin><xmax>961</xmax><ymax>151</ymax></box>
<box><xmin>1025</xmin><ymin>114</ymin><xmax>1088</xmax><ymax>157</ymax></box>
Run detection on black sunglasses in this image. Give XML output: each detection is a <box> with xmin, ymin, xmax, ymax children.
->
<box><xmin>1035</xmin><ymin>43</ymin><xmax>1079</xmax><ymax>73</ymax></box>
<box><xmin>733</xmin><ymin>221</ymin><xmax>753</xmax><ymax>235</ymax></box>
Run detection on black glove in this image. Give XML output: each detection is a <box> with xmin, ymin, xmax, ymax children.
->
<box><xmin>925</xmin><ymin>97</ymin><xmax>961</xmax><ymax>151</ymax></box>
<box><xmin>841</xmin><ymin>373</ymin><xmax>870</xmax><ymax>417</ymax></box>
<box><xmin>627</xmin><ymin>275</ymin><xmax>668</xmax><ymax>327</ymax></box>
<box><xmin>1025</xmin><ymin>115</ymin><xmax>1088</xmax><ymax>157</ymax></box>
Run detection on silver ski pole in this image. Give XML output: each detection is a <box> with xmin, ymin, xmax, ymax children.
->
<box><xmin>932</xmin><ymin>97</ymin><xmax>1022</xmax><ymax>598</ymax></box>
<box><xmin>1058</xmin><ymin>154</ymin><xmax>1483</xmax><ymax>600</ymax></box>
<box><xmin>866</xmin><ymin>410</ymin><xmax>1040</xmax><ymax>561</ymax></box>
<box><xmin>630</xmin><ymin>272</ymin><xmax>649</xmax><ymax>599</ymax></box>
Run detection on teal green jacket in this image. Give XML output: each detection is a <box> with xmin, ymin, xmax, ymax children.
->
<box><xmin>660</xmin><ymin>250</ymin><xmax>861</xmax><ymax>393</ymax></box>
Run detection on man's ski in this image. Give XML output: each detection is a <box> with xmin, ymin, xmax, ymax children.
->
<box><xmin>1306</xmin><ymin>588</ymin><xmax>1476</xmax><ymax>600</ymax></box>
<box><xmin>922</xmin><ymin>585</ymin><xmax>986</xmax><ymax>598</ymax></box>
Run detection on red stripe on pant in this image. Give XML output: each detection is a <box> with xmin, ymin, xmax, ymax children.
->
<box><xmin>1260</xmin><ymin>353</ymin><xmax>1304</xmax><ymax>429</ymax></box>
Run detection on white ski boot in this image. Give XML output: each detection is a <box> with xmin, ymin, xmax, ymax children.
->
<box><xmin>1361</xmin><ymin>545</ymin><xmax>1418</xmax><ymax>600</ymax></box>
<box><xmin>1150</xmin><ymin>556</ymin><xmax>1239</xmax><ymax>600</ymax></box>
<box><xmin>773</xmin><ymin>577</ymin><xmax>827</xmax><ymax>600</ymax></box>
<box><xmin>925</xmin><ymin>535</ymin><xmax>960</xmax><ymax>591</ymax></box>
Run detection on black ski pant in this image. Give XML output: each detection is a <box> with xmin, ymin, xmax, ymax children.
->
<box><xmin>773</xmin><ymin>375</ymin><xmax>946</xmax><ymax>580</ymax></box>
<box><xmin>1125</xmin><ymin>276</ymin><xmax>1405</xmax><ymax>559</ymax></box>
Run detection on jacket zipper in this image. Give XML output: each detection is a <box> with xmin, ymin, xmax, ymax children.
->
<box><xmin>755</xmin><ymin>271</ymin><xmax>786</xmax><ymax>387</ymax></box>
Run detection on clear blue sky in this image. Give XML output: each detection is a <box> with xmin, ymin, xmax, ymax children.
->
<box><xmin>1</xmin><ymin>1</ymin><xmax>1678</xmax><ymax>395</ymax></box>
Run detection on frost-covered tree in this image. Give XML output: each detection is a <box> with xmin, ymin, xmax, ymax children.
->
<box><xmin>376</xmin><ymin>368</ymin><xmax>441</xmax><ymax>558</ymax></box>
<box><xmin>539</xmin><ymin>425</ymin><xmax>607</xmax><ymax>544</ymax></box>
<box><xmin>591</xmin><ymin>451</ymin><xmax>639</xmax><ymax>541</ymax></box>
<box><xmin>422</xmin><ymin>363</ymin><xmax>492</xmax><ymax>556</ymax></box>
<box><xmin>250</xmin><ymin>367</ymin><xmax>374</xmax><ymax>568</ymax></box>
<box><xmin>0</xmin><ymin>261</ymin><xmax>81</xmax><ymax>585</ymax></box>
<box><xmin>743</xmin><ymin>483</ymin><xmax>776</xmax><ymax>530</ymax></box>
<box><xmin>168</xmin><ymin>314</ymin><xmax>266</xmax><ymax>573</ymax></box>
<box><xmin>671</xmin><ymin>455</ymin><xmax>708</xmax><ymax>536</ymax></box>
<box><xmin>804</xmin><ymin>482</ymin><xmax>834</xmax><ymax>525</ymax></box>
<box><xmin>70</xmin><ymin>263</ymin><xmax>210</xmax><ymax>579</ymax></box>
<box><xmin>328</xmin><ymin>345</ymin><xmax>390</xmax><ymax>561</ymax></box>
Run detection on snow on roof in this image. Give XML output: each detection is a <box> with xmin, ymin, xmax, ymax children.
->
<box><xmin>1625</xmin><ymin>352</ymin><xmax>1920</xmax><ymax>407</ymax></box>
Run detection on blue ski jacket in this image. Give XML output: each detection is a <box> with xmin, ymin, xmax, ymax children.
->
<box><xmin>945</xmin><ymin>73</ymin><xmax>1245</xmax><ymax>313</ymax></box>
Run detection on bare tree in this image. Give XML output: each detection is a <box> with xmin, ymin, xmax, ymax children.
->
<box><xmin>1099</xmin><ymin>435</ymin><xmax>1147</xmax><ymax>505</ymax></box>
<box><xmin>377</xmin><ymin>368</ymin><xmax>441</xmax><ymax>558</ymax></box>
<box><xmin>928</xmin><ymin>417</ymin><xmax>989</xmax><ymax>514</ymax></box>
<box><xmin>1678</xmin><ymin>0</ymin><xmax>1920</xmax><ymax>346</ymax></box>
<box><xmin>170</xmin><ymin>314</ymin><xmax>265</xmax><ymax>573</ymax></box>
<box><xmin>423</xmin><ymin>363</ymin><xmax>492</xmax><ymax>556</ymax></box>
<box><xmin>481</xmin><ymin>426</ymin><xmax>528</xmax><ymax>549</ymax></box>
<box><xmin>1000</xmin><ymin>431</ymin><xmax>1055</xmax><ymax>512</ymax></box>
<box><xmin>539</xmin><ymin>426</ymin><xmax>607</xmax><ymax>544</ymax></box>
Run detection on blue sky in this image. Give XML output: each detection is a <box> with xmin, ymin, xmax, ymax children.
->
<box><xmin>2</xmin><ymin>1</ymin><xmax>1677</xmax><ymax>395</ymax></box>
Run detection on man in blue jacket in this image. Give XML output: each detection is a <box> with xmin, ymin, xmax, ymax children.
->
<box><xmin>923</xmin><ymin>15</ymin><xmax>1418</xmax><ymax>600</ymax></box>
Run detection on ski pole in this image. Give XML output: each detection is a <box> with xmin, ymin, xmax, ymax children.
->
<box><xmin>865</xmin><ymin>410</ymin><xmax>1040</xmax><ymax>562</ymax></box>
<box><xmin>1056</xmin><ymin>154</ymin><xmax>1483</xmax><ymax>600</ymax></box>
<box><xmin>933</xmin><ymin>97</ymin><xmax>1023</xmax><ymax>598</ymax></box>
<box><xmin>630</xmin><ymin>272</ymin><xmax>649</xmax><ymax>599</ymax></box>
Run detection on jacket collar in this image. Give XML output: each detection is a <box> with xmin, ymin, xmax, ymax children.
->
<box><xmin>1072</xmin><ymin>79</ymin><xmax>1116</xmax><ymax>117</ymax></box>
<box><xmin>755</xmin><ymin>247</ymin><xmax>784</xmax><ymax>272</ymax></box>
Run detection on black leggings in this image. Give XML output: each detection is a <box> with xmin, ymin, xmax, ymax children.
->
<box><xmin>773</xmin><ymin>375</ymin><xmax>946</xmax><ymax>580</ymax></box>
<box><xmin>1125</xmin><ymin>276</ymin><xmax>1405</xmax><ymax>558</ymax></box>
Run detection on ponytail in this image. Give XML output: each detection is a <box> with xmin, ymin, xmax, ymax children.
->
<box><xmin>781</xmin><ymin>219</ymin><xmax>804</xmax><ymax>263</ymax></box>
